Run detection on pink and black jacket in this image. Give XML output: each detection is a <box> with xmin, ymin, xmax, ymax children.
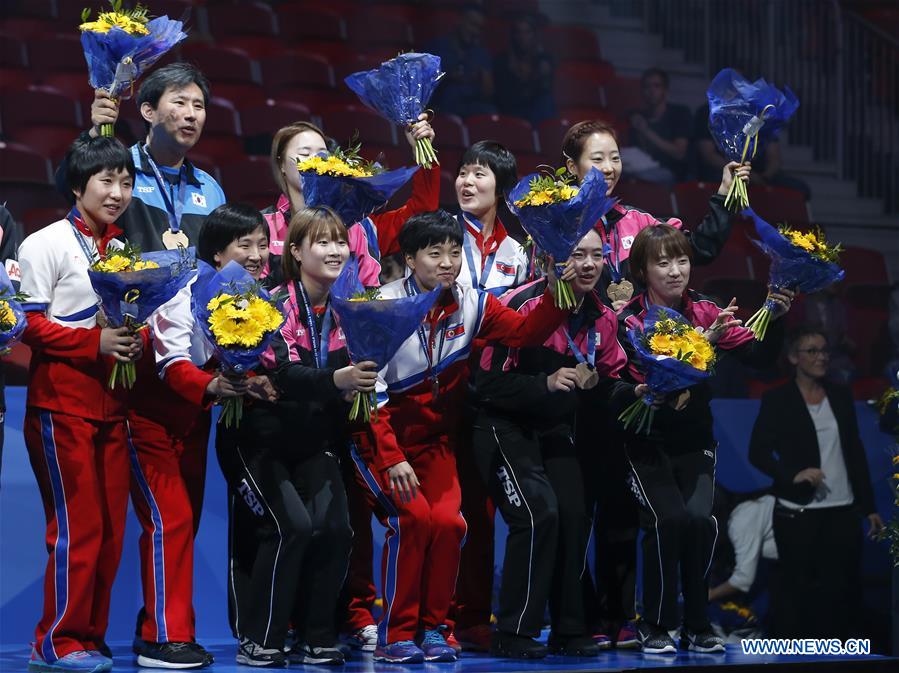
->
<box><xmin>617</xmin><ymin>289</ymin><xmax>783</xmax><ymax>451</ymax></box>
<box><xmin>476</xmin><ymin>278</ymin><xmax>635</xmax><ymax>440</ymax></box>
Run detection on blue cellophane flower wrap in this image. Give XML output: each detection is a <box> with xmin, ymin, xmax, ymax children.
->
<box><xmin>191</xmin><ymin>260</ymin><xmax>285</xmax><ymax>376</ymax></box>
<box><xmin>88</xmin><ymin>247</ymin><xmax>196</xmax><ymax>327</ymax></box>
<box><xmin>344</xmin><ymin>52</ymin><xmax>444</xmax><ymax>128</ymax></box>
<box><xmin>330</xmin><ymin>258</ymin><xmax>440</xmax><ymax>420</ymax></box>
<box><xmin>81</xmin><ymin>16</ymin><xmax>187</xmax><ymax>99</ymax></box>
<box><xmin>506</xmin><ymin>168</ymin><xmax>618</xmax><ymax>265</ymax></box>
<box><xmin>299</xmin><ymin>159</ymin><xmax>419</xmax><ymax>227</ymax></box>
<box><xmin>743</xmin><ymin>207</ymin><xmax>844</xmax><ymax>329</ymax></box>
<box><xmin>330</xmin><ymin>258</ymin><xmax>440</xmax><ymax>368</ymax></box>
<box><xmin>628</xmin><ymin>305</ymin><xmax>712</xmax><ymax>406</ymax></box>
<box><xmin>707</xmin><ymin>68</ymin><xmax>799</xmax><ymax>163</ymax></box>
<box><xmin>0</xmin><ymin>264</ymin><xmax>27</xmax><ymax>353</ymax></box>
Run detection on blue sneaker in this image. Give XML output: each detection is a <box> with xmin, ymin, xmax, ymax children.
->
<box><xmin>373</xmin><ymin>640</ymin><xmax>425</xmax><ymax>664</ymax></box>
<box><xmin>28</xmin><ymin>648</ymin><xmax>112</xmax><ymax>672</ymax></box>
<box><xmin>420</xmin><ymin>630</ymin><xmax>458</xmax><ymax>662</ymax></box>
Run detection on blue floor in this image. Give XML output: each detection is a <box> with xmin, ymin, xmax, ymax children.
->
<box><xmin>1</xmin><ymin>641</ymin><xmax>895</xmax><ymax>673</ymax></box>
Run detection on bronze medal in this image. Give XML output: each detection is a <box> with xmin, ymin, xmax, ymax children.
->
<box><xmin>607</xmin><ymin>280</ymin><xmax>634</xmax><ymax>304</ymax></box>
<box><xmin>575</xmin><ymin>361</ymin><xmax>599</xmax><ymax>390</ymax></box>
<box><xmin>162</xmin><ymin>229</ymin><xmax>189</xmax><ymax>250</ymax></box>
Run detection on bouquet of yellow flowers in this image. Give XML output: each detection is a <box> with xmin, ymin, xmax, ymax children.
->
<box><xmin>507</xmin><ymin>167</ymin><xmax>617</xmax><ymax>309</ymax></box>
<box><xmin>0</xmin><ymin>265</ymin><xmax>28</xmax><ymax>356</ymax></box>
<box><xmin>192</xmin><ymin>261</ymin><xmax>285</xmax><ymax>427</ymax></box>
<box><xmin>297</xmin><ymin>145</ymin><xmax>418</xmax><ymax>227</ymax></box>
<box><xmin>88</xmin><ymin>244</ymin><xmax>195</xmax><ymax>388</ymax></box>
<box><xmin>743</xmin><ymin>209</ymin><xmax>844</xmax><ymax>341</ymax></box>
<box><xmin>79</xmin><ymin>1</ymin><xmax>187</xmax><ymax>137</ymax></box>
<box><xmin>619</xmin><ymin>306</ymin><xmax>716</xmax><ymax>434</ymax></box>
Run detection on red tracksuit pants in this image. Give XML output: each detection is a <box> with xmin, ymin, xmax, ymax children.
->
<box><xmin>126</xmin><ymin>410</ymin><xmax>210</xmax><ymax>643</ymax></box>
<box><xmin>342</xmin><ymin>429</ymin><xmax>378</xmax><ymax>632</ymax></box>
<box><xmin>350</xmin><ymin>441</ymin><xmax>467</xmax><ymax>646</ymax></box>
<box><xmin>25</xmin><ymin>409</ymin><xmax>130</xmax><ymax>663</ymax></box>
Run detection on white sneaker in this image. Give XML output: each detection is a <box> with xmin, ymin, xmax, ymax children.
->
<box><xmin>342</xmin><ymin>625</ymin><xmax>378</xmax><ymax>652</ymax></box>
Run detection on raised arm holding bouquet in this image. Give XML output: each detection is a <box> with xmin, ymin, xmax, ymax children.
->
<box><xmin>79</xmin><ymin>0</ymin><xmax>187</xmax><ymax>137</ymax></box>
<box><xmin>507</xmin><ymin>167</ymin><xmax>618</xmax><ymax>309</ymax></box>
<box><xmin>707</xmin><ymin>68</ymin><xmax>799</xmax><ymax>212</ymax></box>
<box><xmin>742</xmin><ymin>208</ymin><xmax>844</xmax><ymax>341</ymax></box>
<box><xmin>345</xmin><ymin>52</ymin><xmax>444</xmax><ymax>168</ymax></box>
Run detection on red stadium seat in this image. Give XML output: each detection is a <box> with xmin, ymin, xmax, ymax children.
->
<box><xmin>181</xmin><ymin>44</ymin><xmax>266</xmax><ymax>106</ymax></box>
<box><xmin>690</xmin><ymin>249</ymin><xmax>753</xmax><ymax>287</ymax></box>
<box><xmin>206</xmin><ymin>2</ymin><xmax>277</xmax><ymax>39</ymax></box>
<box><xmin>432</xmin><ymin>114</ymin><xmax>469</xmax><ymax>151</ymax></box>
<box><xmin>22</xmin><ymin>207</ymin><xmax>68</xmax><ymax>234</ymax></box>
<box><xmin>220</xmin><ymin>156</ymin><xmax>276</xmax><ymax>209</ymax></box>
<box><xmin>239</xmin><ymin>100</ymin><xmax>313</xmax><ymax>137</ymax></box>
<box><xmin>278</xmin><ymin>6</ymin><xmax>346</xmax><ymax>42</ymax></box>
<box><xmin>613</xmin><ymin>180</ymin><xmax>675</xmax><ymax>217</ymax></box>
<box><xmin>347</xmin><ymin>12</ymin><xmax>413</xmax><ymax>46</ymax></box>
<box><xmin>193</xmin><ymin>98</ymin><xmax>244</xmax><ymax>163</ymax></box>
<box><xmin>747</xmin><ymin>185</ymin><xmax>808</xmax><ymax>224</ymax></box>
<box><xmin>602</xmin><ymin>76</ymin><xmax>644</xmax><ymax>117</ymax></box>
<box><xmin>28</xmin><ymin>34</ymin><xmax>86</xmax><ymax>75</ymax></box>
<box><xmin>218</xmin><ymin>36</ymin><xmax>289</xmax><ymax>60</ymax></box>
<box><xmin>673</xmin><ymin>180</ymin><xmax>718</xmax><ymax>224</ymax></box>
<box><xmin>846</xmin><ymin>305</ymin><xmax>891</xmax><ymax>376</ymax></box>
<box><xmin>555</xmin><ymin>60</ymin><xmax>616</xmax><ymax>109</ymax></box>
<box><xmin>839</xmin><ymin>246</ymin><xmax>889</xmax><ymax>287</ymax></box>
<box><xmin>515</xmin><ymin>152</ymin><xmax>545</xmax><ymax>176</ymax></box>
<box><xmin>320</xmin><ymin>104</ymin><xmax>397</xmax><ymax>147</ymax></box>
<box><xmin>852</xmin><ymin>377</ymin><xmax>889</xmax><ymax>401</ymax></box>
<box><xmin>0</xmin><ymin>142</ymin><xmax>52</xmax><ymax>183</ymax></box>
<box><xmin>414</xmin><ymin>9</ymin><xmax>464</xmax><ymax>45</ymax></box>
<box><xmin>8</xmin><ymin>128</ymin><xmax>80</xmax><ymax>161</ymax></box>
<box><xmin>0</xmin><ymin>18</ymin><xmax>57</xmax><ymax>38</ymax></box>
<box><xmin>57</xmin><ymin>0</ymin><xmax>196</xmax><ymax>25</ymax></box>
<box><xmin>5</xmin><ymin>0</ymin><xmax>56</xmax><ymax>19</ymax></box>
<box><xmin>845</xmin><ymin>283</ymin><xmax>890</xmax><ymax>312</ymax></box>
<box><xmin>465</xmin><ymin>114</ymin><xmax>537</xmax><ymax>154</ymax></box>
<box><xmin>1</xmin><ymin>86</ymin><xmax>83</xmax><ymax>134</ymax></box>
<box><xmin>0</xmin><ymin>32</ymin><xmax>28</xmax><ymax>68</ymax></box>
<box><xmin>277</xmin><ymin>87</ymin><xmax>353</xmax><ymax>113</ymax></box>
<box><xmin>439</xmin><ymin>169</ymin><xmax>456</xmax><ymax>208</ymax></box>
<box><xmin>541</xmin><ymin>26</ymin><xmax>601</xmax><ymax>61</ymax></box>
<box><xmin>260</xmin><ymin>53</ymin><xmax>334</xmax><ymax>93</ymax></box>
<box><xmin>1</xmin><ymin>181</ymin><xmax>68</xmax><ymax>217</ymax></box>
<box><xmin>747</xmin><ymin>377</ymin><xmax>789</xmax><ymax>399</ymax></box>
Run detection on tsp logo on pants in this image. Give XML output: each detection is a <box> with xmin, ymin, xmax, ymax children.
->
<box><xmin>496</xmin><ymin>465</ymin><xmax>521</xmax><ymax>507</ymax></box>
<box><xmin>238</xmin><ymin>479</ymin><xmax>265</xmax><ymax>516</ymax></box>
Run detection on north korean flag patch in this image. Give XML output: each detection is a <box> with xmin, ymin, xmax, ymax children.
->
<box><xmin>445</xmin><ymin>322</ymin><xmax>466</xmax><ymax>340</ymax></box>
<box><xmin>495</xmin><ymin>261</ymin><xmax>516</xmax><ymax>276</ymax></box>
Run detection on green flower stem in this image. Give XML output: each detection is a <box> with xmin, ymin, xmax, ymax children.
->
<box><xmin>744</xmin><ymin>306</ymin><xmax>772</xmax><ymax>341</ymax></box>
<box><xmin>414</xmin><ymin>137</ymin><xmax>439</xmax><ymax>169</ymax></box>
<box><xmin>220</xmin><ymin>396</ymin><xmax>244</xmax><ymax>428</ymax></box>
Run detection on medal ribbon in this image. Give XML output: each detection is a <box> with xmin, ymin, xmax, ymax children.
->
<box><xmin>564</xmin><ymin>324</ymin><xmax>597</xmax><ymax>368</ymax></box>
<box><xmin>141</xmin><ymin>144</ymin><xmax>188</xmax><ymax>235</ymax></box>
<box><xmin>289</xmin><ymin>280</ymin><xmax>332</xmax><ymax>369</ymax></box>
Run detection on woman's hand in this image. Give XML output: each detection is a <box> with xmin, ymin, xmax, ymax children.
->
<box><xmin>635</xmin><ymin>383</ymin><xmax>665</xmax><ymax>409</ymax></box>
<box><xmin>717</xmin><ymin>161</ymin><xmax>751</xmax><ymax>197</ymax></box>
<box><xmin>333</xmin><ymin>361</ymin><xmax>379</xmax><ymax>392</ymax></box>
<box><xmin>246</xmin><ymin>375</ymin><xmax>279</xmax><ymax>402</ymax></box>
<box><xmin>767</xmin><ymin>288</ymin><xmax>794</xmax><ymax>320</ymax></box>
<box><xmin>545</xmin><ymin>257</ymin><xmax>576</xmax><ymax>300</ymax></box>
<box><xmin>386</xmin><ymin>461</ymin><xmax>420</xmax><ymax>503</ymax></box>
<box><xmin>707</xmin><ymin>297</ymin><xmax>742</xmax><ymax>344</ymax></box>
<box><xmin>100</xmin><ymin>326</ymin><xmax>138</xmax><ymax>363</ymax></box>
<box><xmin>547</xmin><ymin>367</ymin><xmax>580</xmax><ymax>392</ymax></box>
<box><xmin>404</xmin><ymin>112</ymin><xmax>435</xmax><ymax>149</ymax></box>
<box><xmin>206</xmin><ymin>373</ymin><xmax>248</xmax><ymax>399</ymax></box>
<box><xmin>89</xmin><ymin>89</ymin><xmax>120</xmax><ymax>138</ymax></box>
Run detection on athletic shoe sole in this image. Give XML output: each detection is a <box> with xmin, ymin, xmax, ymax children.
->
<box><xmin>424</xmin><ymin>653</ymin><xmax>457</xmax><ymax>663</ymax></box>
<box><xmin>295</xmin><ymin>656</ymin><xmax>344</xmax><ymax>665</ymax></box>
<box><xmin>136</xmin><ymin>654</ymin><xmax>207</xmax><ymax>669</ymax></box>
<box><xmin>688</xmin><ymin>643</ymin><xmax>725</xmax><ymax>654</ymax></box>
<box><xmin>234</xmin><ymin>654</ymin><xmax>286</xmax><ymax>667</ymax></box>
<box><xmin>616</xmin><ymin>639</ymin><xmax>640</xmax><ymax>649</ymax></box>
<box><xmin>28</xmin><ymin>663</ymin><xmax>110</xmax><ymax>673</ymax></box>
<box><xmin>641</xmin><ymin>644</ymin><xmax>677</xmax><ymax>655</ymax></box>
<box><xmin>372</xmin><ymin>654</ymin><xmax>424</xmax><ymax>664</ymax></box>
<box><xmin>343</xmin><ymin>639</ymin><xmax>376</xmax><ymax>653</ymax></box>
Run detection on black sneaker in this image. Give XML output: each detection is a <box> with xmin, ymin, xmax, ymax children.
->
<box><xmin>636</xmin><ymin>620</ymin><xmax>677</xmax><ymax>655</ymax></box>
<box><xmin>682</xmin><ymin>628</ymin><xmax>725</xmax><ymax>653</ymax></box>
<box><xmin>289</xmin><ymin>644</ymin><xmax>345</xmax><ymax>666</ymax></box>
<box><xmin>547</xmin><ymin>633</ymin><xmax>600</xmax><ymax>657</ymax></box>
<box><xmin>489</xmin><ymin>631</ymin><xmax>548</xmax><ymax>659</ymax></box>
<box><xmin>189</xmin><ymin>642</ymin><xmax>214</xmax><ymax>666</ymax></box>
<box><xmin>235</xmin><ymin>638</ymin><xmax>286</xmax><ymax>668</ymax></box>
<box><xmin>136</xmin><ymin>641</ymin><xmax>209</xmax><ymax>669</ymax></box>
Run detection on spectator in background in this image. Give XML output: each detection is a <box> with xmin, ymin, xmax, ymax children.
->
<box><xmin>692</xmin><ymin>102</ymin><xmax>812</xmax><ymax>200</ymax></box>
<box><xmin>625</xmin><ymin>68</ymin><xmax>692</xmax><ymax>184</ymax></box>
<box><xmin>493</xmin><ymin>14</ymin><xmax>556</xmax><ymax>124</ymax></box>
<box><xmin>426</xmin><ymin>4</ymin><xmax>497</xmax><ymax>118</ymax></box>
<box><xmin>749</xmin><ymin>326</ymin><xmax>884</xmax><ymax>639</ymax></box>
<box><xmin>797</xmin><ymin>285</ymin><xmax>856</xmax><ymax>384</ymax></box>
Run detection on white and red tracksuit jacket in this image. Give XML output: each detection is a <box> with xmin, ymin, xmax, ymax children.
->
<box><xmin>455</xmin><ymin>212</ymin><xmax>530</xmax><ymax>295</ymax></box>
<box><xmin>366</xmin><ymin>276</ymin><xmax>568</xmax><ymax>473</ymax></box>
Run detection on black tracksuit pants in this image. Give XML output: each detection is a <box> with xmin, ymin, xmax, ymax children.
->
<box><xmin>472</xmin><ymin>414</ymin><xmax>592</xmax><ymax>638</ymax></box>
<box><xmin>217</xmin><ymin>430</ymin><xmax>353</xmax><ymax>649</ymax></box>
<box><xmin>625</xmin><ymin>440</ymin><xmax>717</xmax><ymax>632</ymax></box>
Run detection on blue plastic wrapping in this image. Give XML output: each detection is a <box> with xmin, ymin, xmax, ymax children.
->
<box><xmin>88</xmin><ymin>247</ymin><xmax>196</xmax><ymax>327</ymax></box>
<box><xmin>299</xmin><ymin>159</ymin><xmax>419</xmax><ymax>227</ymax></box>
<box><xmin>80</xmin><ymin>15</ymin><xmax>187</xmax><ymax>98</ymax></box>
<box><xmin>190</xmin><ymin>260</ymin><xmax>285</xmax><ymax>374</ymax></box>
<box><xmin>0</xmin><ymin>265</ymin><xmax>27</xmax><ymax>353</ymax></box>
<box><xmin>506</xmin><ymin>167</ymin><xmax>618</xmax><ymax>271</ymax></box>
<box><xmin>707</xmin><ymin>68</ymin><xmax>799</xmax><ymax>163</ymax></box>
<box><xmin>329</xmin><ymin>258</ymin><xmax>440</xmax><ymax>368</ymax></box>
<box><xmin>344</xmin><ymin>52</ymin><xmax>444</xmax><ymax>127</ymax></box>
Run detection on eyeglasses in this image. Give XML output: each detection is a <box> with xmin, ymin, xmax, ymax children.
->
<box><xmin>797</xmin><ymin>348</ymin><xmax>831</xmax><ymax>357</ymax></box>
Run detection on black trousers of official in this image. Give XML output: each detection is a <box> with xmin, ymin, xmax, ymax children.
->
<box><xmin>217</xmin><ymin>431</ymin><xmax>353</xmax><ymax>649</ymax></box>
<box><xmin>771</xmin><ymin>504</ymin><xmax>863</xmax><ymax>640</ymax></box>
<box><xmin>473</xmin><ymin>415</ymin><xmax>593</xmax><ymax>638</ymax></box>
<box><xmin>625</xmin><ymin>442</ymin><xmax>717</xmax><ymax>632</ymax></box>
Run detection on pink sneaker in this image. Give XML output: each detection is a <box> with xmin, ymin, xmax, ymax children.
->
<box><xmin>616</xmin><ymin>620</ymin><xmax>639</xmax><ymax>649</ymax></box>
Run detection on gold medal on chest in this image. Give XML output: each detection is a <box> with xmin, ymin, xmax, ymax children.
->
<box><xmin>162</xmin><ymin>229</ymin><xmax>189</xmax><ymax>250</ymax></box>
<box><xmin>575</xmin><ymin>361</ymin><xmax>599</xmax><ymax>390</ymax></box>
<box><xmin>607</xmin><ymin>279</ymin><xmax>634</xmax><ymax>304</ymax></box>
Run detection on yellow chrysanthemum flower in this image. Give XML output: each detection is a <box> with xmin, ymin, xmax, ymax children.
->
<box><xmin>97</xmin><ymin>255</ymin><xmax>133</xmax><ymax>273</ymax></box>
<box><xmin>132</xmin><ymin>260</ymin><xmax>160</xmax><ymax>271</ymax></box>
<box><xmin>80</xmin><ymin>11</ymin><xmax>150</xmax><ymax>36</ymax></box>
<box><xmin>0</xmin><ymin>301</ymin><xmax>16</xmax><ymax>331</ymax></box>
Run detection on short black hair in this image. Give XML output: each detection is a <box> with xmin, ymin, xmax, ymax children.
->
<box><xmin>137</xmin><ymin>62</ymin><xmax>211</xmax><ymax>125</ymax></box>
<box><xmin>457</xmin><ymin>140</ymin><xmax>518</xmax><ymax>196</ymax></box>
<box><xmin>65</xmin><ymin>136</ymin><xmax>135</xmax><ymax>198</ymax></box>
<box><xmin>198</xmin><ymin>202</ymin><xmax>267</xmax><ymax>267</ymax></box>
<box><xmin>787</xmin><ymin>325</ymin><xmax>828</xmax><ymax>355</ymax></box>
<box><xmin>399</xmin><ymin>210</ymin><xmax>463</xmax><ymax>257</ymax></box>
<box><xmin>641</xmin><ymin>67</ymin><xmax>670</xmax><ymax>88</ymax></box>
